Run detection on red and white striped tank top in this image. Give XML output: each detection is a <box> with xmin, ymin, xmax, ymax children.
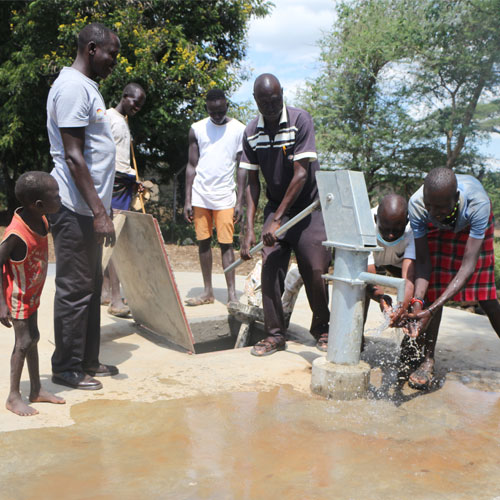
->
<box><xmin>1</xmin><ymin>209</ymin><xmax>49</xmax><ymax>320</ymax></box>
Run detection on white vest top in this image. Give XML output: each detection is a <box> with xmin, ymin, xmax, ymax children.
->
<box><xmin>191</xmin><ymin>117</ymin><xmax>245</xmax><ymax>210</ymax></box>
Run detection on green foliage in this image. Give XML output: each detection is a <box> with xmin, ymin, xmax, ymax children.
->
<box><xmin>483</xmin><ymin>172</ymin><xmax>500</xmax><ymax>288</ymax></box>
<box><xmin>481</xmin><ymin>170</ymin><xmax>500</xmax><ymax>222</ymax></box>
<box><xmin>300</xmin><ymin>0</ymin><xmax>500</xmax><ymax>197</ymax></box>
<box><xmin>495</xmin><ymin>238</ymin><xmax>500</xmax><ymax>288</ymax></box>
<box><xmin>0</xmin><ymin>0</ymin><xmax>271</xmax><ymax>212</ymax></box>
<box><xmin>160</xmin><ymin>218</ymin><xmax>197</xmax><ymax>246</ymax></box>
<box><xmin>474</xmin><ymin>99</ymin><xmax>500</xmax><ymax>135</ymax></box>
<box><xmin>231</xmin><ymin>98</ymin><xmax>257</xmax><ymax>126</ymax></box>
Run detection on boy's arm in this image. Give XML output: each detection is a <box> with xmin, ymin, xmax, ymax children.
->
<box><xmin>408</xmin><ymin>236</ymin><xmax>482</xmax><ymax>336</ymax></box>
<box><xmin>184</xmin><ymin>128</ymin><xmax>199</xmax><ymax>223</ymax></box>
<box><xmin>401</xmin><ymin>258</ymin><xmax>415</xmax><ymax>312</ymax></box>
<box><xmin>0</xmin><ymin>235</ymin><xmax>26</xmax><ymax>328</ymax></box>
<box><xmin>428</xmin><ymin>236</ymin><xmax>483</xmax><ymax>312</ymax></box>
<box><xmin>234</xmin><ymin>153</ymin><xmax>246</xmax><ymax>223</ymax></box>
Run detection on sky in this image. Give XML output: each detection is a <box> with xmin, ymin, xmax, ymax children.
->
<box><xmin>232</xmin><ymin>0</ymin><xmax>336</xmax><ymax>104</ymax></box>
<box><xmin>233</xmin><ymin>0</ymin><xmax>500</xmax><ymax>167</ymax></box>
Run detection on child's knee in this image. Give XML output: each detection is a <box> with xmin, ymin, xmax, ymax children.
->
<box><xmin>14</xmin><ymin>337</ymin><xmax>35</xmax><ymax>355</ymax></box>
<box><xmin>13</xmin><ymin>329</ymin><xmax>38</xmax><ymax>354</ymax></box>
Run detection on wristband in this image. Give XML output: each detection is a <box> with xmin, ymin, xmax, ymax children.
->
<box><xmin>428</xmin><ymin>307</ymin><xmax>438</xmax><ymax>317</ymax></box>
<box><xmin>410</xmin><ymin>297</ymin><xmax>425</xmax><ymax>308</ymax></box>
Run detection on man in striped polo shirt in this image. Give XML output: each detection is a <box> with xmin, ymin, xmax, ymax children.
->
<box><xmin>239</xmin><ymin>73</ymin><xmax>331</xmax><ymax>356</ymax></box>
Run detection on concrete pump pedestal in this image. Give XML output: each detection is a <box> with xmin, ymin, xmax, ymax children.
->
<box><xmin>311</xmin><ymin>357</ymin><xmax>371</xmax><ymax>400</ymax></box>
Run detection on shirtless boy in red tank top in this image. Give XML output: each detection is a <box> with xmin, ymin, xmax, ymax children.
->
<box><xmin>0</xmin><ymin>172</ymin><xmax>65</xmax><ymax>416</ymax></box>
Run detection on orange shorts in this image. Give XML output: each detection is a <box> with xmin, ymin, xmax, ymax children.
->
<box><xmin>193</xmin><ymin>206</ymin><xmax>234</xmax><ymax>244</ymax></box>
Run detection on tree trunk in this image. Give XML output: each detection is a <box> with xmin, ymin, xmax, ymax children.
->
<box><xmin>446</xmin><ymin>75</ymin><xmax>488</xmax><ymax>169</ymax></box>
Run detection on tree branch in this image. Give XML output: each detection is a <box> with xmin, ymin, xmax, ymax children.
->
<box><xmin>446</xmin><ymin>74</ymin><xmax>487</xmax><ymax>168</ymax></box>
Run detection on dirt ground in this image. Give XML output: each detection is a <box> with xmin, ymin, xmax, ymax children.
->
<box><xmin>164</xmin><ymin>243</ymin><xmax>256</xmax><ymax>275</ymax></box>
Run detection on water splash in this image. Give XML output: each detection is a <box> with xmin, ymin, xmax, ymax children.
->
<box><xmin>364</xmin><ymin>306</ymin><xmax>406</xmax><ymax>345</ymax></box>
<box><xmin>364</xmin><ymin>312</ymin><xmax>391</xmax><ymax>336</ymax></box>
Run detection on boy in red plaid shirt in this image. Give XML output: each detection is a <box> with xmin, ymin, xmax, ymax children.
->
<box><xmin>406</xmin><ymin>167</ymin><xmax>500</xmax><ymax>389</ymax></box>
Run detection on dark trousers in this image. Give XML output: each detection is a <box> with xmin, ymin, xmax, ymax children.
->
<box><xmin>261</xmin><ymin>207</ymin><xmax>331</xmax><ymax>339</ymax></box>
<box><xmin>50</xmin><ymin>206</ymin><xmax>102</xmax><ymax>373</ymax></box>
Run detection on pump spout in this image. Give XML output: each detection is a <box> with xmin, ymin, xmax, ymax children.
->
<box><xmin>357</xmin><ymin>272</ymin><xmax>405</xmax><ymax>303</ymax></box>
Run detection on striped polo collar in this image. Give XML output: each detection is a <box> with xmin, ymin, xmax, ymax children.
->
<box><xmin>257</xmin><ymin>103</ymin><xmax>288</xmax><ymax>129</ymax></box>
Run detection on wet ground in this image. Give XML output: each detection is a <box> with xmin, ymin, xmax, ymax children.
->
<box><xmin>1</xmin><ymin>271</ymin><xmax>500</xmax><ymax>499</ymax></box>
<box><xmin>1</xmin><ymin>383</ymin><xmax>499</xmax><ymax>500</ymax></box>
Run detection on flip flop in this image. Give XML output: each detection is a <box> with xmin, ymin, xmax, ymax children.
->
<box><xmin>408</xmin><ymin>364</ymin><xmax>434</xmax><ymax>390</ymax></box>
<box><xmin>184</xmin><ymin>296</ymin><xmax>215</xmax><ymax>307</ymax></box>
<box><xmin>250</xmin><ymin>337</ymin><xmax>287</xmax><ymax>357</ymax></box>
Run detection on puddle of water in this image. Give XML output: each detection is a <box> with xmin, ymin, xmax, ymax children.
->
<box><xmin>1</xmin><ymin>384</ymin><xmax>499</xmax><ymax>500</ymax></box>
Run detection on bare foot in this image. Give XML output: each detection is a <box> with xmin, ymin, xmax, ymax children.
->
<box><xmin>184</xmin><ymin>295</ymin><xmax>214</xmax><ymax>306</ymax></box>
<box><xmin>409</xmin><ymin>358</ymin><xmax>434</xmax><ymax>389</ymax></box>
<box><xmin>6</xmin><ymin>393</ymin><xmax>39</xmax><ymax>416</ymax></box>
<box><xmin>29</xmin><ymin>388</ymin><xmax>66</xmax><ymax>405</ymax></box>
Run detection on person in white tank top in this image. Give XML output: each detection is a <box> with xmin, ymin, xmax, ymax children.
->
<box><xmin>183</xmin><ymin>89</ymin><xmax>246</xmax><ymax>306</ymax></box>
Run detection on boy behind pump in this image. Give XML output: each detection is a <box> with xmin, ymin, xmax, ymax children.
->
<box><xmin>0</xmin><ymin>172</ymin><xmax>65</xmax><ymax>416</ymax></box>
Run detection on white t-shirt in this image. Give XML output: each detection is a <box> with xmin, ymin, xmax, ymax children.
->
<box><xmin>191</xmin><ymin>117</ymin><xmax>245</xmax><ymax>210</ymax></box>
<box><xmin>47</xmin><ymin>67</ymin><xmax>116</xmax><ymax>216</ymax></box>
<box><xmin>107</xmin><ymin>107</ymin><xmax>135</xmax><ymax>176</ymax></box>
<box><xmin>368</xmin><ymin>206</ymin><xmax>416</xmax><ymax>267</ymax></box>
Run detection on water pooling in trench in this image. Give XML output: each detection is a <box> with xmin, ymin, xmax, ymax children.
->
<box><xmin>1</xmin><ymin>383</ymin><xmax>499</xmax><ymax>500</ymax></box>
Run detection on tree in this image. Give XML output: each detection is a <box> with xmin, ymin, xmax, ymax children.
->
<box><xmin>0</xmin><ymin>0</ymin><xmax>270</xmax><ymax>212</ymax></box>
<box><xmin>300</xmin><ymin>0</ymin><xmax>500</xmax><ymax>197</ymax></box>
<box><xmin>407</xmin><ymin>0</ymin><xmax>500</xmax><ymax>169</ymax></box>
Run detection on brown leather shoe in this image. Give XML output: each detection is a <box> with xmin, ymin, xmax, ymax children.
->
<box><xmin>52</xmin><ymin>371</ymin><xmax>103</xmax><ymax>390</ymax></box>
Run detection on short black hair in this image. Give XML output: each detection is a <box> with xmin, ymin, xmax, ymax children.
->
<box><xmin>377</xmin><ymin>193</ymin><xmax>407</xmax><ymax>219</ymax></box>
<box><xmin>77</xmin><ymin>23</ymin><xmax>114</xmax><ymax>51</ymax></box>
<box><xmin>123</xmin><ymin>82</ymin><xmax>146</xmax><ymax>98</ymax></box>
<box><xmin>424</xmin><ymin>167</ymin><xmax>457</xmax><ymax>194</ymax></box>
<box><xmin>15</xmin><ymin>172</ymin><xmax>55</xmax><ymax>206</ymax></box>
<box><xmin>206</xmin><ymin>89</ymin><xmax>226</xmax><ymax>102</ymax></box>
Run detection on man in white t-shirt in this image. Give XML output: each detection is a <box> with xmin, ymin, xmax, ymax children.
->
<box><xmin>102</xmin><ymin>83</ymin><xmax>146</xmax><ymax>317</ymax></box>
<box><xmin>46</xmin><ymin>23</ymin><xmax>120</xmax><ymax>391</ymax></box>
<box><xmin>365</xmin><ymin>194</ymin><xmax>416</xmax><ymax>327</ymax></box>
<box><xmin>183</xmin><ymin>89</ymin><xmax>245</xmax><ymax>306</ymax></box>
<box><xmin>107</xmin><ymin>83</ymin><xmax>146</xmax><ymax>211</ymax></box>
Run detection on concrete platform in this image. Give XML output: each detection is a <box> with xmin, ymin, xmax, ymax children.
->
<box><xmin>0</xmin><ymin>270</ymin><xmax>499</xmax><ymax>499</ymax></box>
